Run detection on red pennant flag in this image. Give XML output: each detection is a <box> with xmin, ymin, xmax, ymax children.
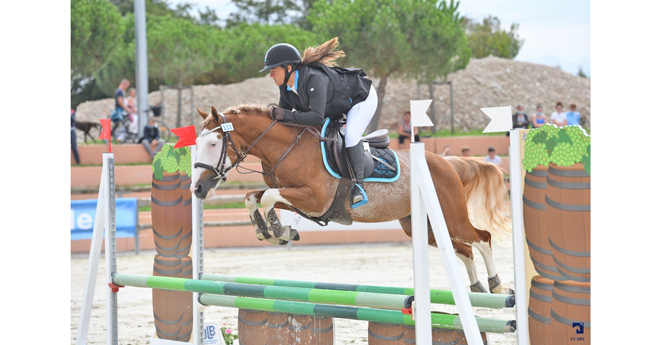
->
<box><xmin>99</xmin><ymin>119</ymin><xmax>112</xmax><ymax>153</ymax></box>
<box><xmin>99</xmin><ymin>119</ymin><xmax>111</xmax><ymax>140</ymax></box>
<box><xmin>171</xmin><ymin>125</ymin><xmax>197</xmax><ymax>148</ymax></box>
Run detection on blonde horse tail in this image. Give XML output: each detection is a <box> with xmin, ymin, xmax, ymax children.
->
<box><xmin>445</xmin><ymin>156</ymin><xmax>512</xmax><ymax>244</ymax></box>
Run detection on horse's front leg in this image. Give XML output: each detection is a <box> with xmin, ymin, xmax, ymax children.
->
<box><xmin>261</xmin><ymin>187</ymin><xmax>321</xmax><ymax>242</ymax></box>
<box><xmin>244</xmin><ymin>190</ymin><xmax>286</xmax><ymax>245</ymax></box>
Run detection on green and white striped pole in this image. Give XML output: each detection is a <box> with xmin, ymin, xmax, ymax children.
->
<box><xmin>201</xmin><ymin>273</ymin><xmax>515</xmax><ymax>309</ymax></box>
<box><xmin>198</xmin><ymin>294</ymin><xmax>516</xmax><ymax>334</ymax></box>
<box><xmin>113</xmin><ymin>274</ymin><xmax>413</xmax><ymax>310</ymax></box>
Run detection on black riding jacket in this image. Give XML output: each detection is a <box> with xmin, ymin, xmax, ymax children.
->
<box><xmin>278</xmin><ymin>64</ymin><xmax>372</xmax><ymax>126</ymax></box>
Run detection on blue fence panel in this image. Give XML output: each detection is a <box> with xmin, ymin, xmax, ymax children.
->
<box><xmin>71</xmin><ymin>198</ymin><xmax>138</xmax><ymax>240</ymax></box>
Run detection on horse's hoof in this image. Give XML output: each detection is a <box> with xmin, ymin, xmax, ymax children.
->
<box><xmin>289</xmin><ymin>228</ymin><xmax>300</xmax><ymax>241</ymax></box>
<box><xmin>470</xmin><ymin>281</ymin><xmax>488</xmax><ymax>293</ymax></box>
<box><xmin>488</xmin><ymin>274</ymin><xmax>514</xmax><ymax>294</ymax></box>
<box><xmin>266</xmin><ymin>209</ymin><xmax>284</xmax><ymax>237</ymax></box>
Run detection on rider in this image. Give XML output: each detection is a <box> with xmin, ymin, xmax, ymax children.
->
<box><xmin>260</xmin><ymin>37</ymin><xmax>377</xmax><ymax>209</ymax></box>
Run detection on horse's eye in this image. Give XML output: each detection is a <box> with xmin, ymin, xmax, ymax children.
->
<box><xmin>211</xmin><ymin>143</ymin><xmax>216</xmax><ymax>147</ymax></box>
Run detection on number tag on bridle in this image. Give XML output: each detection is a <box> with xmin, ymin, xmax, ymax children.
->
<box><xmin>221</xmin><ymin>123</ymin><xmax>234</xmax><ymax>132</ymax></box>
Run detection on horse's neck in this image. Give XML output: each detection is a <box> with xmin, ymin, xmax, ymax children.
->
<box><xmin>236</xmin><ymin>121</ymin><xmax>319</xmax><ymax>170</ymax></box>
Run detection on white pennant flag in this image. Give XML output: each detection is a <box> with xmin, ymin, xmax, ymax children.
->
<box><xmin>481</xmin><ymin>106</ymin><xmax>513</xmax><ymax>133</ymax></box>
<box><xmin>410</xmin><ymin>99</ymin><xmax>434</xmax><ymax>128</ymax></box>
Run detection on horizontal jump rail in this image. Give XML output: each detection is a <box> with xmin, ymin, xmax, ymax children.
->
<box><xmin>199</xmin><ymin>294</ymin><xmax>516</xmax><ymax>333</ymax></box>
<box><xmin>112</xmin><ymin>273</ymin><xmax>413</xmax><ymax>310</ymax></box>
<box><xmin>201</xmin><ymin>273</ymin><xmax>515</xmax><ymax>309</ymax></box>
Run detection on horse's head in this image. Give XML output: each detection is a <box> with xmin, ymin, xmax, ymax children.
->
<box><xmin>191</xmin><ymin>106</ymin><xmax>231</xmax><ymax>199</ymax></box>
<box><xmin>191</xmin><ymin>104</ymin><xmax>275</xmax><ymax>199</ymax></box>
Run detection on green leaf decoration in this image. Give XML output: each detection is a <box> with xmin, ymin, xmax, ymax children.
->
<box><xmin>581</xmin><ymin>154</ymin><xmax>590</xmax><ymax>176</ymax></box>
<box><xmin>152</xmin><ymin>157</ymin><xmax>164</xmax><ymax>181</ymax></box>
<box><xmin>556</xmin><ymin>130</ymin><xmax>574</xmax><ymax>145</ymax></box>
<box><xmin>522</xmin><ymin>125</ymin><xmax>591</xmax><ymax>174</ymax></box>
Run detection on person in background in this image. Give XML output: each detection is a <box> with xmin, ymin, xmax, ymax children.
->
<box><xmin>512</xmin><ymin>105</ymin><xmax>530</xmax><ymax>129</ymax></box>
<box><xmin>483</xmin><ymin>147</ymin><xmax>502</xmax><ymax>165</ymax></box>
<box><xmin>507</xmin><ymin>104</ymin><xmax>530</xmax><ymax>136</ymax></box>
<box><xmin>71</xmin><ymin>109</ymin><xmax>80</xmax><ymax>165</ymax></box>
<box><xmin>112</xmin><ymin>79</ymin><xmax>131</xmax><ymax>138</ymax></box>
<box><xmin>531</xmin><ymin>104</ymin><xmax>547</xmax><ymax>128</ymax></box>
<box><xmin>139</xmin><ymin>117</ymin><xmax>165</xmax><ymax>159</ymax></box>
<box><xmin>125</xmin><ymin>87</ymin><xmax>139</xmax><ymax>135</ymax></box>
<box><xmin>550</xmin><ymin>101</ymin><xmax>568</xmax><ymax>126</ymax></box>
<box><xmin>398</xmin><ymin>111</ymin><xmax>420</xmax><ymax>149</ymax></box>
<box><xmin>440</xmin><ymin>145</ymin><xmax>451</xmax><ymax>157</ymax></box>
<box><xmin>461</xmin><ymin>146</ymin><xmax>471</xmax><ymax>157</ymax></box>
<box><xmin>565</xmin><ymin>103</ymin><xmax>581</xmax><ymax>126</ymax></box>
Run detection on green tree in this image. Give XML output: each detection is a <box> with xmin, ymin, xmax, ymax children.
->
<box><xmin>577</xmin><ymin>66</ymin><xmax>589</xmax><ymax>78</ymax></box>
<box><xmin>71</xmin><ymin>0</ymin><xmax>123</xmax><ymax>78</ymax></box>
<box><xmin>147</xmin><ymin>15</ymin><xmax>219</xmax><ymax>126</ymax></box>
<box><xmin>93</xmin><ymin>13</ymin><xmax>137</xmax><ymax>97</ymax></box>
<box><xmin>193</xmin><ymin>23</ymin><xmax>319</xmax><ymax>85</ymax></box>
<box><xmin>309</xmin><ymin>0</ymin><xmax>471</xmax><ymax>132</ymax></box>
<box><xmin>465</xmin><ymin>15</ymin><xmax>523</xmax><ymax>59</ymax></box>
<box><xmin>226</xmin><ymin>0</ymin><xmax>320</xmax><ymax>29</ymax></box>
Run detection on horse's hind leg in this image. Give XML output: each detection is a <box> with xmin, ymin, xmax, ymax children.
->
<box><xmin>244</xmin><ymin>191</ymin><xmax>287</xmax><ymax>245</ymax></box>
<box><xmin>471</xmin><ymin>240</ymin><xmax>515</xmax><ymax>294</ymax></box>
<box><xmin>398</xmin><ymin>217</ymin><xmax>488</xmax><ymax>293</ymax></box>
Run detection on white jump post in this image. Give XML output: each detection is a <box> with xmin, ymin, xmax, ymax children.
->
<box><xmin>409</xmin><ymin>100</ymin><xmax>483</xmax><ymax>345</ymax></box>
<box><xmin>75</xmin><ymin>146</ymin><xmax>206</xmax><ymax>345</ymax></box>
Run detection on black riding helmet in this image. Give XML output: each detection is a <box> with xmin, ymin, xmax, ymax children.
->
<box><xmin>259</xmin><ymin>43</ymin><xmax>301</xmax><ymax>85</ymax></box>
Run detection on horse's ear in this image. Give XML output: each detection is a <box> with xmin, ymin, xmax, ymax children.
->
<box><xmin>210</xmin><ymin>106</ymin><xmax>221</xmax><ymax>123</ymax></box>
<box><xmin>196</xmin><ymin>107</ymin><xmax>208</xmax><ymax>121</ymax></box>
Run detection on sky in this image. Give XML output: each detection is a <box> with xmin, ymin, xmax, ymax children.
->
<box><xmin>178</xmin><ymin>0</ymin><xmax>591</xmax><ymax>76</ymax></box>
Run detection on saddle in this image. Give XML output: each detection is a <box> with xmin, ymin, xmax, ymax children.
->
<box><xmin>322</xmin><ymin>118</ymin><xmax>399</xmax><ymax>181</ymax></box>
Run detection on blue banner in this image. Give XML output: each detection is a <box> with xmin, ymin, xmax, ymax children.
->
<box><xmin>71</xmin><ymin>198</ymin><xmax>138</xmax><ymax>240</ymax></box>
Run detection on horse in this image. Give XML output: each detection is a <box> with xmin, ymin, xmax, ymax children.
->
<box><xmin>191</xmin><ymin>105</ymin><xmax>514</xmax><ymax>294</ymax></box>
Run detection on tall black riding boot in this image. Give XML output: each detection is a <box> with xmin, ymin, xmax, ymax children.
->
<box><xmin>346</xmin><ymin>142</ymin><xmax>368</xmax><ymax>208</ymax></box>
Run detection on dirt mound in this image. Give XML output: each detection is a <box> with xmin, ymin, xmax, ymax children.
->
<box><xmin>74</xmin><ymin>56</ymin><xmax>590</xmax><ymax>141</ymax></box>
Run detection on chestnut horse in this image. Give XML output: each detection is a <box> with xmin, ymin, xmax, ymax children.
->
<box><xmin>191</xmin><ymin>105</ymin><xmax>513</xmax><ymax>294</ymax></box>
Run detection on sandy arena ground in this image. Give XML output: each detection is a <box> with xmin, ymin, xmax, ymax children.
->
<box><xmin>71</xmin><ymin>240</ymin><xmax>517</xmax><ymax>345</ymax></box>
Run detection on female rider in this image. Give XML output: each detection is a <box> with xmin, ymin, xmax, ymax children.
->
<box><xmin>261</xmin><ymin>38</ymin><xmax>377</xmax><ymax>209</ymax></box>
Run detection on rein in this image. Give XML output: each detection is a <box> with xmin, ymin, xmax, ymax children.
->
<box><xmin>194</xmin><ymin>112</ymin><xmax>314</xmax><ymax>185</ymax></box>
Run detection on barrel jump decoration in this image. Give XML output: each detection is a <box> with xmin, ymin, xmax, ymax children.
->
<box><xmin>521</xmin><ymin>124</ymin><xmax>591</xmax><ymax>345</ymax></box>
<box><xmin>151</xmin><ymin>144</ymin><xmax>194</xmax><ymax>342</ymax></box>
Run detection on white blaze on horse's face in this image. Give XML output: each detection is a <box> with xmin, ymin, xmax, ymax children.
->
<box><xmin>191</xmin><ymin>128</ymin><xmax>230</xmax><ymax>199</ymax></box>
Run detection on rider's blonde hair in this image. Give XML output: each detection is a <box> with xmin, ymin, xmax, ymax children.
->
<box><xmin>301</xmin><ymin>37</ymin><xmax>345</xmax><ymax>67</ymax></box>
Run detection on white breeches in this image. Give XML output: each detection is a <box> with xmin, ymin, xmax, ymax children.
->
<box><xmin>345</xmin><ymin>85</ymin><xmax>378</xmax><ymax>148</ymax></box>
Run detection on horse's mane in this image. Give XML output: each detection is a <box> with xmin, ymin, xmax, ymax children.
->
<box><xmin>301</xmin><ymin>37</ymin><xmax>345</xmax><ymax>67</ymax></box>
<box><xmin>202</xmin><ymin>104</ymin><xmax>270</xmax><ymax>126</ymax></box>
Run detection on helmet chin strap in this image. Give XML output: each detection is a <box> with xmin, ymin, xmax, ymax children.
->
<box><xmin>282</xmin><ymin>64</ymin><xmax>298</xmax><ymax>86</ymax></box>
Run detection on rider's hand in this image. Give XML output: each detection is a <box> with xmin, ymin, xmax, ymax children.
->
<box><xmin>270</xmin><ymin>107</ymin><xmax>285</xmax><ymax>121</ymax></box>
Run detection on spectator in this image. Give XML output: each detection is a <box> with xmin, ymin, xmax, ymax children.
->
<box><xmin>397</xmin><ymin>111</ymin><xmax>420</xmax><ymax>149</ymax></box>
<box><xmin>512</xmin><ymin>105</ymin><xmax>530</xmax><ymax>129</ymax></box>
<box><xmin>507</xmin><ymin>105</ymin><xmax>530</xmax><ymax>136</ymax></box>
<box><xmin>71</xmin><ymin>109</ymin><xmax>80</xmax><ymax>165</ymax></box>
<box><xmin>440</xmin><ymin>145</ymin><xmax>451</xmax><ymax>157</ymax></box>
<box><xmin>112</xmin><ymin>79</ymin><xmax>131</xmax><ymax>138</ymax></box>
<box><xmin>565</xmin><ymin>103</ymin><xmax>581</xmax><ymax>126</ymax></box>
<box><xmin>461</xmin><ymin>146</ymin><xmax>471</xmax><ymax>157</ymax></box>
<box><xmin>531</xmin><ymin>104</ymin><xmax>547</xmax><ymax>128</ymax></box>
<box><xmin>550</xmin><ymin>101</ymin><xmax>568</xmax><ymax>126</ymax></box>
<box><xmin>125</xmin><ymin>87</ymin><xmax>139</xmax><ymax>135</ymax></box>
<box><xmin>139</xmin><ymin>118</ymin><xmax>165</xmax><ymax>159</ymax></box>
<box><xmin>483</xmin><ymin>147</ymin><xmax>502</xmax><ymax>165</ymax></box>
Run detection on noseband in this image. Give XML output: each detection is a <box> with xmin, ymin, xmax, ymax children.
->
<box><xmin>194</xmin><ymin>113</ymin><xmax>279</xmax><ymax>182</ymax></box>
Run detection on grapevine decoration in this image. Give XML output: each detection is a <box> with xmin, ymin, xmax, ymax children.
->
<box><xmin>522</xmin><ymin>124</ymin><xmax>591</xmax><ymax>175</ymax></box>
<box><xmin>152</xmin><ymin>144</ymin><xmax>192</xmax><ymax>180</ymax></box>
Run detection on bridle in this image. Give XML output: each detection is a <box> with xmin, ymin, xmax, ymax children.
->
<box><xmin>193</xmin><ymin>112</ymin><xmax>313</xmax><ymax>185</ymax></box>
